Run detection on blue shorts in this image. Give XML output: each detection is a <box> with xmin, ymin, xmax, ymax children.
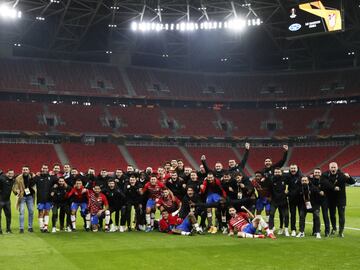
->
<box><xmin>242</xmin><ymin>223</ymin><xmax>256</xmax><ymax>234</ymax></box>
<box><xmin>146</xmin><ymin>199</ymin><xmax>156</xmax><ymax>209</ymax></box>
<box><xmin>71</xmin><ymin>202</ymin><xmax>88</xmax><ymax>214</ymax></box>
<box><xmin>91</xmin><ymin>214</ymin><xmax>99</xmax><ymax>225</ymax></box>
<box><xmin>256</xmin><ymin>197</ymin><xmax>271</xmax><ymax>212</ymax></box>
<box><xmin>206</xmin><ymin>193</ymin><xmax>221</xmax><ymax>204</ymax></box>
<box><xmin>175</xmin><ymin>217</ymin><xmax>191</xmax><ymax>232</ymax></box>
<box><xmin>37</xmin><ymin>202</ymin><xmax>52</xmax><ymax>211</ymax></box>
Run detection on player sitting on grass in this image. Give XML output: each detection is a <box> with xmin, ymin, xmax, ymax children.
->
<box><xmin>158</xmin><ymin>209</ymin><xmax>203</xmax><ymax>236</ymax></box>
<box><xmin>228</xmin><ymin>205</ymin><xmax>276</xmax><ymax>239</ymax></box>
<box><xmin>88</xmin><ymin>185</ymin><xmax>110</xmax><ymax>232</ymax></box>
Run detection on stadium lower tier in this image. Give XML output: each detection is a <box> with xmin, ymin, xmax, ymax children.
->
<box><xmin>0</xmin><ymin>143</ymin><xmax>359</xmax><ymax>176</ymax></box>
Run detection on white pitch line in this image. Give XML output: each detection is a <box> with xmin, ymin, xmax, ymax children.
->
<box><xmin>275</xmin><ymin>218</ymin><xmax>360</xmax><ymax>231</ymax></box>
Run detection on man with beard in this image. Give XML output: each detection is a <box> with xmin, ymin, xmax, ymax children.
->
<box><xmin>260</xmin><ymin>145</ymin><xmax>289</xmax><ymax>177</ymax></box>
<box><xmin>201</xmin><ymin>155</ymin><xmax>225</xmax><ymax>179</ymax></box>
<box><xmin>321</xmin><ymin>162</ymin><xmax>355</xmax><ymax>237</ymax></box>
<box><xmin>33</xmin><ymin>164</ymin><xmax>58</xmax><ymax>233</ymax></box>
<box><xmin>200</xmin><ymin>172</ymin><xmax>227</xmax><ymax>233</ymax></box>
<box><xmin>310</xmin><ymin>168</ymin><xmax>331</xmax><ymax>237</ymax></box>
<box><xmin>252</xmin><ymin>171</ymin><xmax>272</xmax><ymax>222</ymax></box>
<box><xmin>228</xmin><ymin>143</ymin><xmax>250</xmax><ymax>177</ymax></box>
<box><xmin>268</xmin><ymin>168</ymin><xmax>290</xmax><ymax>237</ymax></box>
<box><xmin>103</xmin><ymin>179</ymin><xmax>126</xmax><ymax>232</ymax></box>
<box><xmin>285</xmin><ymin>164</ymin><xmax>302</xmax><ymax>237</ymax></box>
<box><xmin>13</xmin><ymin>165</ymin><xmax>35</xmax><ymax>233</ymax></box>
<box><xmin>124</xmin><ymin>174</ymin><xmax>144</xmax><ymax>231</ymax></box>
<box><xmin>0</xmin><ymin>169</ymin><xmax>15</xmax><ymax>233</ymax></box>
<box><xmin>187</xmin><ymin>171</ymin><xmax>201</xmax><ymax>195</ymax></box>
<box><xmin>228</xmin><ymin>206</ymin><xmax>275</xmax><ymax>239</ymax></box>
<box><xmin>166</xmin><ymin>171</ymin><xmax>186</xmax><ymax>200</ymax></box>
<box><xmin>297</xmin><ymin>176</ymin><xmax>322</xmax><ymax>238</ymax></box>
<box><xmin>156</xmin><ymin>188</ymin><xmax>182</xmax><ymax>215</ymax></box>
<box><xmin>50</xmin><ymin>176</ymin><xmax>71</xmax><ymax>232</ymax></box>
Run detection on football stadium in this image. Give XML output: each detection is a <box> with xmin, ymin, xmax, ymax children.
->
<box><xmin>0</xmin><ymin>0</ymin><xmax>359</xmax><ymax>269</ymax></box>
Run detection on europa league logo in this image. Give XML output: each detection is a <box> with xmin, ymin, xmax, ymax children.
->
<box><xmin>328</xmin><ymin>13</ymin><xmax>336</xmax><ymax>29</ymax></box>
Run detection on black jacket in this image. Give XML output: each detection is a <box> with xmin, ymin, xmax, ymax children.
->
<box><xmin>0</xmin><ymin>175</ymin><xmax>15</xmax><ymax>201</ymax></box>
<box><xmin>51</xmin><ymin>184</ymin><xmax>71</xmax><ymax>205</ymax></box>
<box><xmin>228</xmin><ymin>149</ymin><xmax>249</xmax><ymax>176</ymax></box>
<box><xmin>179</xmin><ymin>193</ymin><xmax>203</xmax><ymax>219</ymax></box>
<box><xmin>201</xmin><ymin>159</ymin><xmax>225</xmax><ymax>179</ymax></box>
<box><xmin>123</xmin><ymin>183</ymin><xmax>142</xmax><ymax>204</ymax></box>
<box><xmin>321</xmin><ymin>170</ymin><xmax>355</xmax><ymax>206</ymax></box>
<box><xmin>309</xmin><ymin>176</ymin><xmax>332</xmax><ymax>204</ymax></box>
<box><xmin>33</xmin><ymin>174</ymin><xmax>58</xmax><ymax>203</ymax></box>
<box><xmin>166</xmin><ymin>178</ymin><xmax>186</xmax><ymax>199</ymax></box>
<box><xmin>261</xmin><ymin>150</ymin><xmax>288</xmax><ymax>177</ymax></box>
<box><xmin>270</xmin><ymin>175</ymin><xmax>288</xmax><ymax>205</ymax></box>
<box><xmin>104</xmin><ymin>187</ymin><xmax>126</xmax><ymax>210</ymax></box>
<box><xmin>285</xmin><ymin>170</ymin><xmax>302</xmax><ymax>203</ymax></box>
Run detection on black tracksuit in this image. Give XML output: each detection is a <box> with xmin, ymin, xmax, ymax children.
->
<box><xmin>104</xmin><ymin>187</ymin><xmax>126</xmax><ymax>227</ymax></box>
<box><xmin>310</xmin><ymin>176</ymin><xmax>332</xmax><ymax>235</ymax></box>
<box><xmin>321</xmin><ymin>170</ymin><xmax>355</xmax><ymax>234</ymax></box>
<box><xmin>0</xmin><ymin>175</ymin><xmax>14</xmax><ymax>231</ymax></box>
<box><xmin>51</xmin><ymin>184</ymin><xmax>71</xmax><ymax>229</ymax></box>
<box><xmin>269</xmin><ymin>175</ymin><xmax>289</xmax><ymax>230</ymax></box>
<box><xmin>285</xmin><ymin>171</ymin><xmax>302</xmax><ymax>231</ymax></box>
<box><xmin>123</xmin><ymin>183</ymin><xmax>143</xmax><ymax>227</ymax></box>
<box><xmin>298</xmin><ymin>182</ymin><xmax>322</xmax><ymax>233</ymax></box>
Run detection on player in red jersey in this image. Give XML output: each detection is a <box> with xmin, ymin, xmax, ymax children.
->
<box><xmin>158</xmin><ymin>209</ymin><xmax>202</xmax><ymax>235</ymax></box>
<box><xmin>88</xmin><ymin>185</ymin><xmax>110</xmax><ymax>232</ymax></box>
<box><xmin>156</xmin><ymin>188</ymin><xmax>182</xmax><ymax>215</ymax></box>
<box><xmin>140</xmin><ymin>174</ymin><xmax>166</xmax><ymax>232</ymax></box>
<box><xmin>228</xmin><ymin>205</ymin><xmax>276</xmax><ymax>239</ymax></box>
<box><xmin>66</xmin><ymin>179</ymin><xmax>90</xmax><ymax>231</ymax></box>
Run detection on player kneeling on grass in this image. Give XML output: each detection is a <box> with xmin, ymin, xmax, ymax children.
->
<box><xmin>228</xmin><ymin>206</ymin><xmax>276</xmax><ymax>239</ymax></box>
<box><xmin>159</xmin><ymin>209</ymin><xmax>202</xmax><ymax>236</ymax></box>
<box><xmin>88</xmin><ymin>185</ymin><xmax>111</xmax><ymax>232</ymax></box>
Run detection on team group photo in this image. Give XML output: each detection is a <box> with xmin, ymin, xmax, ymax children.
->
<box><xmin>0</xmin><ymin>0</ymin><xmax>359</xmax><ymax>270</ymax></box>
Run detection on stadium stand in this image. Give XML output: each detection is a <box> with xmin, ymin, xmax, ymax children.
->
<box><xmin>61</xmin><ymin>143</ymin><xmax>127</xmax><ymax>172</ymax></box>
<box><xmin>0</xmin><ymin>144</ymin><xmax>60</xmax><ymax>173</ymax></box>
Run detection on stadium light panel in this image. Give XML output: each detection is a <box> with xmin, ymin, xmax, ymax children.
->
<box><xmin>0</xmin><ymin>4</ymin><xmax>22</xmax><ymax>20</ymax></box>
<box><xmin>130</xmin><ymin>18</ymin><xmax>262</xmax><ymax>32</ymax></box>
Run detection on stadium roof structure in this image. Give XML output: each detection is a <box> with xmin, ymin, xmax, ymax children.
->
<box><xmin>1</xmin><ymin>0</ymin><xmax>360</xmax><ymax>72</ymax></box>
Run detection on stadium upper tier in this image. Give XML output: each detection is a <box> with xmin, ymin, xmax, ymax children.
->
<box><xmin>0</xmin><ymin>100</ymin><xmax>359</xmax><ymax>139</ymax></box>
<box><xmin>0</xmin><ymin>57</ymin><xmax>359</xmax><ymax>102</ymax></box>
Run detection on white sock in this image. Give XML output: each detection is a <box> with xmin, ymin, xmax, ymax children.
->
<box><xmin>181</xmin><ymin>231</ymin><xmax>190</xmax><ymax>236</ymax></box>
<box><xmin>150</xmin><ymin>213</ymin><xmax>155</xmax><ymax>227</ymax></box>
<box><xmin>38</xmin><ymin>218</ymin><xmax>44</xmax><ymax>229</ymax></box>
<box><xmin>85</xmin><ymin>214</ymin><xmax>91</xmax><ymax>229</ymax></box>
<box><xmin>244</xmin><ymin>233</ymin><xmax>254</xmax><ymax>238</ymax></box>
<box><xmin>194</xmin><ymin>223</ymin><xmax>200</xmax><ymax>231</ymax></box>
<box><xmin>146</xmin><ymin>214</ymin><xmax>151</xmax><ymax>226</ymax></box>
<box><xmin>44</xmin><ymin>215</ymin><xmax>49</xmax><ymax>228</ymax></box>
<box><xmin>71</xmin><ymin>215</ymin><xmax>76</xmax><ymax>229</ymax></box>
<box><xmin>105</xmin><ymin>211</ymin><xmax>110</xmax><ymax>227</ymax></box>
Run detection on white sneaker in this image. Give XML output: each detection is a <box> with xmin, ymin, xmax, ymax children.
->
<box><xmin>66</xmin><ymin>226</ymin><xmax>72</xmax><ymax>232</ymax></box>
<box><xmin>52</xmin><ymin>227</ymin><xmax>57</xmax><ymax>233</ymax></box>
<box><xmin>291</xmin><ymin>230</ymin><xmax>297</xmax><ymax>237</ymax></box>
<box><xmin>119</xmin><ymin>226</ymin><xmax>125</xmax><ymax>233</ymax></box>
<box><xmin>296</xmin><ymin>232</ymin><xmax>305</xmax><ymax>238</ymax></box>
<box><xmin>222</xmin><ymin>227</ymin><xmax>228</xmax><ymax>234</ymax></box>
<box><xmin>277</xmin><ymin>228</ymin><xmax>283</xmax><ymax>235</ymax></box>
<box><xmin>315</xmin><ymin>233</ymin><xmax>321</xmax><ymax>239</ymax></box>
<box><xmin>110</xmin><ymin>224</ymin><xmax>117</xmax><ymax>232</ymax></box>
<box><xmin>138</xmin><ymin>225</ymin><xmax>146</xmax><ymax>231</ymax></box>
<box><xmin>284</xmin><ymin>228</ymin><xmax>290</xmax><ymax>237</ymax></box>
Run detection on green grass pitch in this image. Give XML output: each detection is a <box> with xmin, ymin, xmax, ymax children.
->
<box><xmin>0</xmin><ymin>188</ymin><xmax>359</xmax><ymax>270</ymax></box>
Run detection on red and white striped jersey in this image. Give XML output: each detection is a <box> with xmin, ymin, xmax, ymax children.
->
<box><xmin>228</xmin><ymin>212</ymin><xmax>250</xmax><ymax>232</ymax></box>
